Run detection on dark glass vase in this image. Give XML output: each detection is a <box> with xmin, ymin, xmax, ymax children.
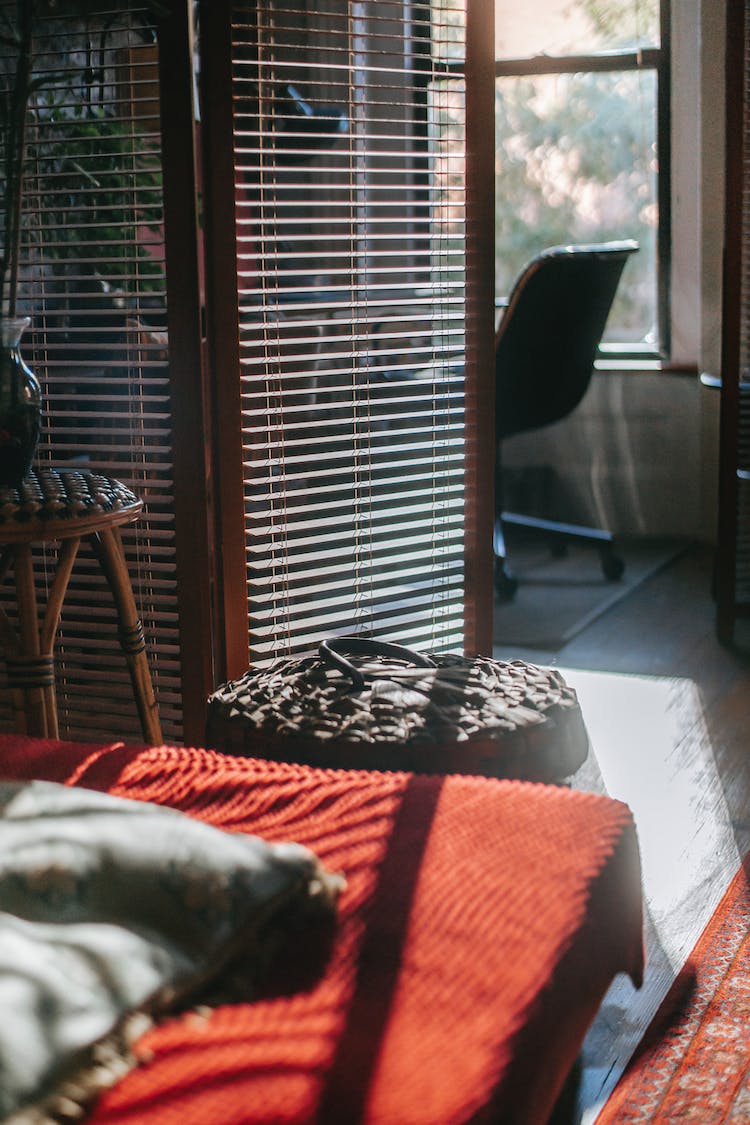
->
<box><xmin>0</xmin><ymin>317</ymin><xmax>41</xmax><ymax>489</ymax></box>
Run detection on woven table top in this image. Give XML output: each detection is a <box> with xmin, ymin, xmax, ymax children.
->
<box><xmin>0</xmin><ymin>469</ymin><xmax>141</xmax><ymax>541</ymax></box>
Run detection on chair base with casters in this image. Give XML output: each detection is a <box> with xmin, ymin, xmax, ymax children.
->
<box><xmin>493</xmin><ymin>240</ymin><xmax>638</xmax><ymax>601</ymax></box>
<box><xmin>494</xmin><ymin>510</ymin><xmax>625</xmax><ymax>602</ymax></box>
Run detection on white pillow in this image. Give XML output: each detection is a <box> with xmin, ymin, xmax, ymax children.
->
<box><xmin>0</xmin><ymin>780</ymin><xmax>343</xmax><ymax>1123</ymax></box>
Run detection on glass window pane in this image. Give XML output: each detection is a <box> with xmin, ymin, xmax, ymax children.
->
<box><xmin>495</xmin><ymin>68</ymin><xmax>658</xmax><ymax>345</ymax></box>
<box><xmin>495</xmin><ymin>0</ymin><xmax>660</xmax><ymax>59</ymax></box>
<box><xmin>432</xmin><ymin>0</ymin><xmax>465</xmax><ymax>63</ymax></box>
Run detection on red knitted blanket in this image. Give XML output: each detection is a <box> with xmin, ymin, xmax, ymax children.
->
<box><xmin>0</xmin><ymin>734</ymin><xmax>644</xmax><ymax>1125</ymax></box>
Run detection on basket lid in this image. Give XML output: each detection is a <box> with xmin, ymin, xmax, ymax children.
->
<box><xmin>207</xmin><ymin>638</ymin><xmax>589</xmax><ymax>781</ymax></box>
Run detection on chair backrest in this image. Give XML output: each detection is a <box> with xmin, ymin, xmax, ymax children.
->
<box><xmin>495</xmin><ymin>241</ymin><xmax>638</xmax><ymax>440</ymax></box>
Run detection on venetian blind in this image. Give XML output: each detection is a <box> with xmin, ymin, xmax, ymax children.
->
<box><xmin>223</xmin><ymin>0</ymin><xmax>468</xmax><ymax>662</ymax></box>
<box><xmin>0</xmin><ymin>2</ymin><xmax>182</xmax><ymax>741</ymax></box>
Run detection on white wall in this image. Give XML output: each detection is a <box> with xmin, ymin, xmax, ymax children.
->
<box><xmin>503</xmin><ymin>370</ymin><xmax>703</xmax><ymax>536</ymax></box>
<box><xmin>503</xmin><ymin>0</ymin><xmax>725</xmax><ymax>541</ymax></box>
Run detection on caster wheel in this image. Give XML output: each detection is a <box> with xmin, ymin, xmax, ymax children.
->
<box><xmin>494</xmin><ymin>559</ymin><xmax>518</xmax><ymax>602</ymax></box>
<box><xmin>601</xmin><ymin>552</ymin><xmax>625</xmax><ymax>582</ymax></box>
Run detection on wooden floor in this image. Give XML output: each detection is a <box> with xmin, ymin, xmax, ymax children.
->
<box><xmin>495</xmin><ymin>543</ymin><xmax>750</xmax><ymax>1123</ymax></box>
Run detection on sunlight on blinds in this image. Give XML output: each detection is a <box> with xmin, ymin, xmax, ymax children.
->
<box><xmin>0</xmin><ymin>1</ymin><xmax>182</xmax><ymax>741</ymax></box>
<box><xmin>232</xmin><ymin>0</ymin><xmax>467</xmax><ymax>660</ymax></box>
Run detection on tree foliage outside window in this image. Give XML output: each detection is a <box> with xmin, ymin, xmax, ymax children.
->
<box><xmin>31</xmin><ymin>104</ymin><xmax>163</xmax><ymax>287</ymax></box>
<box><xmin>495</xmin><ymin>69</ymin><xmax>657</xmax><ymax>342</ymax></box>
<box><xmin>573</xmin><ymin>0</ymin><xmax>658</xmax><ymax>47</ymax></box>
<box><xmin>494</xmin><ymin>0</ymin><xmax>661</xmax><ymax>346</ymax></box>
<box><xmin>28</xmin><ymin>101</ymin><xmax>164</xmax><ymax>358</ymax></box>
<box><xmin>0</xmin><ymin>1</ymin><xmax>165</xmax><ymax>322</ymax></box>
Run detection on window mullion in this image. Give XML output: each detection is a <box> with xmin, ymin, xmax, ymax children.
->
<box><xmin>495</xmin><ymin>47</ymin><xmax>661</xmax><ymax>77</ymax></box>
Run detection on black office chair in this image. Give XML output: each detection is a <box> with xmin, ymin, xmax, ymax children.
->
<box><xmin>494</xmin><ymin>240</ymin><xmax>639</xmax><ymax>600</ymax></box>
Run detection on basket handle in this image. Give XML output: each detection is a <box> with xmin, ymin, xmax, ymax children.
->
<box><xmin>319</xmin><ymin>636</ymin><xmax>436</xmax><ymax>691</ymax></box>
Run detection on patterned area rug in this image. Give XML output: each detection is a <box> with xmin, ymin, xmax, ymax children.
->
<box><xmin>597</xmin><ymin>852</ymin><xmax>750</xmax><ymax>1123</ymax></box>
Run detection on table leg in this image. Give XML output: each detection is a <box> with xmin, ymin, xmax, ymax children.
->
<box><xmin>38</xmin><ymin>537</ymin><xmax>82</xmax><ymax>739</ymax></box>
<box><xmin>0</xmin><ymin>550</ymin><xmax>23</xmax><ymax>733</ymax></box>
<box><xmin>89</xmin><ymin>527</ymin><xmax>163</xmax><ymax>746</ymax></box>
<box><xmin>8</xmin><ymin>545</ymin><xmax>57</xmax><ymax>738</ymax></box>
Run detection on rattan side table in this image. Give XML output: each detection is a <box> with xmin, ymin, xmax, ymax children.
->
<box><xmin>0</xmin><ymin>468</ymin><xmax>162</xmax><ymax>744</ymax></box>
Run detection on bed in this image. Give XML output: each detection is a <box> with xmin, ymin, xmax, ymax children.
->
<box><xmin>0</xmin><ymin>733</ymin><xmax>644</xmax><ymax>1124</ymax></box>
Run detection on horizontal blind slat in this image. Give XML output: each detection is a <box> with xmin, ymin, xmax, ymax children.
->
<box><xmin>0</xmin><ymin>0</ymin><xmax>183</xmax><ymax>742</ymax></box>
<box><xmin>229</xmin><ymin>0</ymin><xmax>467</xmax><ymax>664</ymax></box>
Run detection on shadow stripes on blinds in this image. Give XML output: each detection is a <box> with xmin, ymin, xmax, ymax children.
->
<box><xmin>0</xmin><ymin>2</ymin><xmax>182</xmax><ymax>742</ymax></box>
<box><xmin>232</xmin><ymin>0</ymin><xmax>467</xmax><ymax>660</ymax></box>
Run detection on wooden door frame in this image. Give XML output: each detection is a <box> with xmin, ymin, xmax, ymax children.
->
<box><xmin>464</xmin><ymin>0</ymin><xmax>496</xmax><ymax>654</ymax></box>
<box><xmin>716</xmin><ymin>0</ymin><xmax>745</xmax><ymax>644</ymax></box>
<box><xmin>157</xmin><ymin>0</ymin><xmax>218</xmax><ymax>741</ymax></box>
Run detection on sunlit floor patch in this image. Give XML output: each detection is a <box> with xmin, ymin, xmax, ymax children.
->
<box><xmin>554</xmin><ymin>665</ymin><xmax>740</xmax><ymax>1122</ymax></box>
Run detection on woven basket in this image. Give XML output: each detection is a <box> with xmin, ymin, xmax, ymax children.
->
<box><xmin>206</xmin><ymin>638</ymin><xmax>589</xmax><ymax>783</ymax></box>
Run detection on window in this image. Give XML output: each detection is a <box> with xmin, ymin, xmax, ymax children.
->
<box><xmin>200</xmin><ymin>0</ymin><xmax>494</xmax><ymax>675</ymax></box>
<box><xmin>493</xmin><ymin>0</ymin><xmax>668</xmax><ymax>354</ymax></box>
<box><xmin>0</xmin><ymin>1</ymin><xmax>183</xmax><ymax>742</ymax></box>
<box><xmin>0</xmin><ymin>2</ymin><xmax>494</xmax><ymax>745</ymax></box>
